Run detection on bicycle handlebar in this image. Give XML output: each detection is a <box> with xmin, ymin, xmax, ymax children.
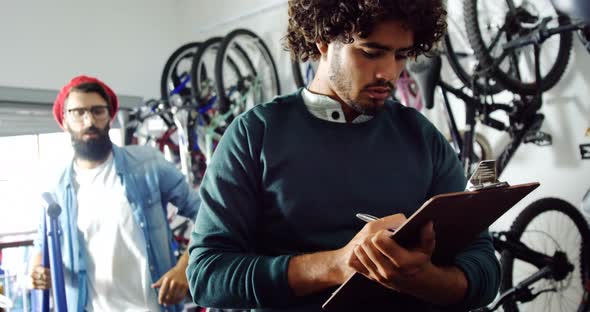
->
<box><xmin>474</xmin><ymin>17</ymin><xmax>586</xmax><ymax>78</ymax></box>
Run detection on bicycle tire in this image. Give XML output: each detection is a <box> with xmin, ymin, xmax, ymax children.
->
<box><xmin>443</xmin><ymin>34</ymin><xmax>504</xmax><ymax>95</ymax></box>
<box><xmin>160</xmin><ymin>42</ymin><xmax>201</xmax><ymax>101</ymax></box>
<box><xmin>447</xmin><ymin>131</ymin><xmax>493</xmax><ymax>169</ymax></box>
<box><xmin>500</xmin><ymin>197</ymin><xmax>590</xmax><ymax>312</ymax></box>
<box><xmin>464</xmin><ymin>0</ymin><xmax>573</xmax><ymax>95</ymax></box>
<box><xmin>215</xmin><ymin>29</ymin><xmax>281</xmax><ymax>113</ymax></box>
<box><xmin>190</xmin><ymin>37</ymin><xmax>245</xmax><ymax>110</ymax></box>
<box><xmin>472</xmin><ymin>131</ymin><xmax>493</xmax><ymax>162</ymax></box>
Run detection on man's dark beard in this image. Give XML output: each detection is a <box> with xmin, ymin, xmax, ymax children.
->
<box><xmin>328</xmin><ymin>43</ymin><xmax>391</xmax><ymax>116</ymax></box>
<box><xmin>71</xmin><ymin>125</ymin><xmax>112</xmax><ymax>162</ymax></box>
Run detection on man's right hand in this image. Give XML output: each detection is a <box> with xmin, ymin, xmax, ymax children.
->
<box><xmin>336</xmin><ymin>213</ymin><xmax>407</xmax><ymax>276</ymax></box>
<box><xmin>29</xmin><ymin>266</ymin><xmax>51</xmax><ymax>289</ymax></box>
<box><xmin>287</xmin><ymin>213</ymin><xmax>407</xmax><ymax>297</ymax></box>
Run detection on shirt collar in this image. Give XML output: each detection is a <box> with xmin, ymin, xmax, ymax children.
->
<box><xmin>301</xmin><ymin>88</ymin><xmax>374</xmax><ymax>124</ymax></box>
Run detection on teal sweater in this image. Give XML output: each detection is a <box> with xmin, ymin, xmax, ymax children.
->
<box><xmin>188</xmin><ymin>90</ymin><xmax>500</xmax><ymax>311</ymax></box>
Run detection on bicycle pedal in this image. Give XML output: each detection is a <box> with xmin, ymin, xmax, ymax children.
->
<box><xmin>524</xmin><ymin>131</ymin><xmax>552</xmax><ymax>146</ymax></box>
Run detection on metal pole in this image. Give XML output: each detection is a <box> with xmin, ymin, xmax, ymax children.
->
<box><xmin>45</xmin><ymin>199</ymin><xmax>67</xmax><ymax>312</ymax></box>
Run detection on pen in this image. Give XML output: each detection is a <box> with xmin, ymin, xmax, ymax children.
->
<box><xmin>356</xmin><ymin>213</ymin><xmax>396</xmax><ymax>234</ymax></box>
<box><xmin>355</xmin><ymin>213</ymin><xmax>379</xmax><ymax>223</ymax></box>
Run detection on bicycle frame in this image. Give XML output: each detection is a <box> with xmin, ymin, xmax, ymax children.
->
<box><xmin>438</xmin><ymin>16</ymin><xmax>555</xmax><ymax>177</ymax></box>
<box><xmin>437</xmin><ymin>79</ymin><xmax>544</xmax><ymax>177</ymax></box>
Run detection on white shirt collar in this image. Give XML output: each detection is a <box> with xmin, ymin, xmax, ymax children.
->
<box><xmin>301</xmin><ymin>88</ymin><xmax>374</xmax><ymax>124</ymax></box>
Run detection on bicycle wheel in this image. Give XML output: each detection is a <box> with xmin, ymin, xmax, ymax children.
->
<box><xmin>160</xmin><ymin>42</ymin><xmax>201</xmax><ymax>102</ymax></box>
<box><xmin>500</xmin><ymin>198</ymin><xmax>590</xmax><ymax>312</ymax></box>
<box><xmin>291</xmin><ymin>59</ymin><xmax>318</xmax><ymax>89</ymax></box>
<box><xmin>443</xmin><ymin>0</ymin><xmax>505</xmax><ymax>94</ymax></box>
<box><xmin>191</xmin><ymin>37</ymin><xmax>244</xmax><ymax>110</ymax></box>
<box><xmin>215</xmin><ymin>29</ymin><xmax>281</xmax><ymax>114</ymax></box>
<box><xmin>190</xmin><ymin>37</ymin><xmax>223</xmax><ymax>108</ymax></box>
<box><xmin>464</xmin><ymin>0</ymin><xmax>573</xmax><ymax>95</ymax></box>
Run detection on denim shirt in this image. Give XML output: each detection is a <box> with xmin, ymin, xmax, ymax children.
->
<box><xmin>35</xmin><ymin>145</ymin><xmax>201</xmax><ymax>312</ymax></box>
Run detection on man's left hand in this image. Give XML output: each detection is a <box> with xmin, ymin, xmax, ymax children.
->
<box><xmin>151</xmin><ymin>265</ymin><xmax>189</xmax><ymax>306</ymax></box>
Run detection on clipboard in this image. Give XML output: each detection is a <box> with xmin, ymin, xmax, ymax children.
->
<box><xmin>322</xmin><ymin>161</ymin><xmax>540</xmax><ymax>311</ymax></box>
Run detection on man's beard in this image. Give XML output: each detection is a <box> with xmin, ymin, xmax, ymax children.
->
<box><xmin>328</xmin><ymin>46</ymin><xmax>391</xmax><ymax>116</ymax></box>
<box><xmin>70</xmin><ymin>125</ymin><xmax>112</xmax><ymax>162</ymax></box>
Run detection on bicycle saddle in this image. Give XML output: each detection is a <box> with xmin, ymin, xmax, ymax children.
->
<box><xmin>406</xmin><ymin>55</ymin><xmax>442</xmax><ymax>109</ymax></box>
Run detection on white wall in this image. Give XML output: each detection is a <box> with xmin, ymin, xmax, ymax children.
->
<box><xmin>0</xmin><ymin>0</ymin><xmax>187</xmax><ymax>99</ymax></box>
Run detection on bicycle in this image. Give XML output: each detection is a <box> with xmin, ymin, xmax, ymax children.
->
<box><xmin>463</xmin><ymin>0</ymin><xmax>589</xmax><ymax>95</ymax></box>
<box><xmin>214</xmin><ymin>28</ymin><xmax>281</xmax><ymax>114</ymax></box>
<box><xmin>126</xmin><ymin>29</ymin><xmax>281</xmax><ymax>188</ymax></box>
<box><xmin>161</xmin><ymin>42</ymin><xmax>201</xmax><ymax>103</ymax></box>
<box><xmin>412</xmin><ymin>63</ymin><xmax>590</xmax><ymax>310</ymax></box>
<box><xmin>472</xmin><ymin>197</ymin><xmax>590</xmax><ymax>312</ymax></box>
<box><xmin>443</xmin><ymin>0</ymin><xmax>509</xmax><ymax>95</ymax></box>
<box><xmin>410</xmin><ymin>14</ymin><xmax>590</xmax><ymax>310</ymax></box>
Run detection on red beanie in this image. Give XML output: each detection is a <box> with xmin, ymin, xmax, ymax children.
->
<box><xmin>53</xmin><ymin>75</ymin><xmax>119</xmax><ymax>128</ymax></box>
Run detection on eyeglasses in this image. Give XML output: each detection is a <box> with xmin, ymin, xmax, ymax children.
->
<box><xmin>66</xmin><ymin>105</ymin><xmax>110</xmax><ymax>122</ymax></box>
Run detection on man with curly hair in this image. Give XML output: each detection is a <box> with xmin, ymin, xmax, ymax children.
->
<box><xmin>187</xmin><ymin>0</ymin><xmax>500</xmax><ymax>311</ymax></box>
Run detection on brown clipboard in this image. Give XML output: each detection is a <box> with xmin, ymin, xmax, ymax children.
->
<box><xmin>322</xmin><ymin>182</ymin><xmax>540</xmax><ymax>311</ymax></box>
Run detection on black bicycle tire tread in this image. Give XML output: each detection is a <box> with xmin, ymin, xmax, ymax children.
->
<box><xmin>464</xmin><ymin>0</ymin><xmax>573</xmax><ymax>95</ymax></box>
<box><xmin>215</xmin><ymin>29</ymin><xmax>281</xmax><ymax>113</ymax></box>
<box><xmin>499</xmin><ymin>197</ymin><xmax>590</xmax><ymax>312</ymax></box>
<box><xmin>160</xmin><ymin>42</ymin><xmax>201</xmax><ymax>100</ymax></box>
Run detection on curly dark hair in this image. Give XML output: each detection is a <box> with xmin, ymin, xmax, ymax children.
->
<box><xmin>285</xmin><ymin>0</ymin><xmax>447</xmax><ymax>62</ymax></box>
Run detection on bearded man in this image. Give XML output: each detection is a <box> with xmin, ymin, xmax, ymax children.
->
<box><xmin>29</xmin><ymin>75</ymin><xmax>201</xmax><ymax>312</ymax></box>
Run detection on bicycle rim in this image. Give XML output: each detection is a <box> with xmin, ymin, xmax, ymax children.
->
<box><xmin>464</xmin><ymin>0</ymin><xmax>573</xmax><ymax>95</ymax></box>
<box><xmin>215</xmin><ymin>29</ymin><xmax>281</xmax><ymax>114</ymax></box>
<box><xmin>500</xmin><ymin>198</ymin><xmax>590</xmax><ymax>312</ymax></box>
